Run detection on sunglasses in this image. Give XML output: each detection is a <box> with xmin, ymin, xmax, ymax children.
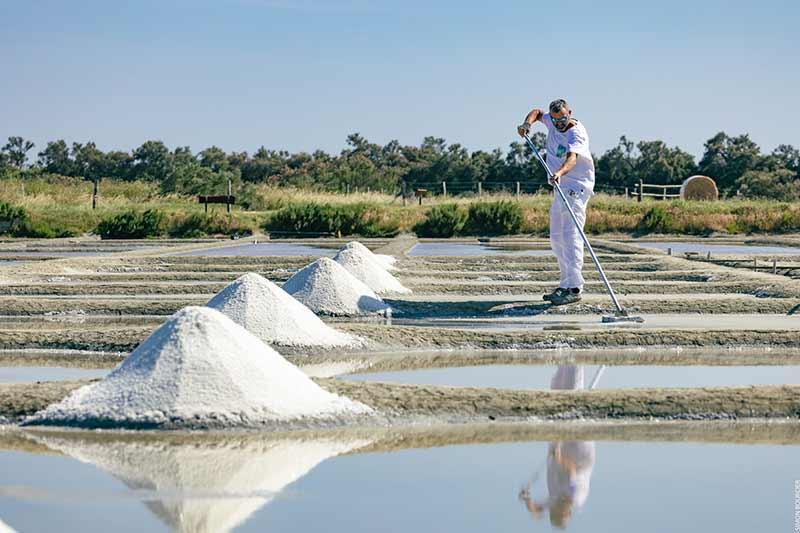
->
<box><xmin>551</xmin><ymin>115</ymin><xmax>570</xmax><ymax>126</ymax></box>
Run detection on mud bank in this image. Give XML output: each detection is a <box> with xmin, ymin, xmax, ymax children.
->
<box><xmin>1</xmin><ymin>378</ymin><xmax>799</xmax><ymax>424</ymax></box>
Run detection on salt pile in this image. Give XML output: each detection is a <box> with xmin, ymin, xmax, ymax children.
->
<box><xmin>206</xmin><ymin>273</ymin><xmax>361</xmax><ymax>349</ymax></box>
<box><xmin>36</xmin><ymin>433</ymin><xmax>371</xmax><ymax>533</ymax></box>
<box><xmin>342</xmin><ymin>241</ymin><xmax>398</xmax><ymax>270</ymax></box>
<box><xmin>281</xmin><ymin>257</ymin><xmax>390</xmax><ymax>316</ymax></box>
<box><xmin>334</xmin><ymin>244</ymin><xmax>411</xmax><ymax>295</ymax></box>
<box><xmin>26</xmin><ymin>306</ymin><xmax>372</xmax><ymax>428</ymax></box>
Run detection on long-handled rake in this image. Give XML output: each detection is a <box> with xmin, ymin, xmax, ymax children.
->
<box><xmin>522</xmin><ymin>133</ymin><xmax>643</xmax><ymax>323</ymax></box>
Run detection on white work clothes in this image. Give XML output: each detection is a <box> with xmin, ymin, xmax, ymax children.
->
<box><xmin>540</xmin><ymin>114</ymin><xmax>595</xmax><ymax>290</ymax></box>
<box><xmin>540</xmin><ymin>114</ymin><xmax>595</xmax><ymax>193</ymax></box>
<box><xmin>550</xmin><ymin>185</ymin><xmax>590</xmax><ymax>289</ymax></box>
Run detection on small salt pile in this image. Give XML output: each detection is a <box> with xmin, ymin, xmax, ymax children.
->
<box><xmin>334</xmin><ymin>243</ymin><xmax>411</xmax><ymax>295</ymax></box>
<box><xmin>26</xmin><ymin>306</ymin><xmax>372</xmax><ymax>428</ymax></box>
<box><xmin>342</xmin><ymin>241</ymin><xmax>398</xmax><ymax>271</ymax></box>
<box><xmin>282</xmin><ymin>257</ymin><xmax>390</xmax><ymax>316</ymax></box>
<box><xmin>206</xmin><ymin>273</ymin><xmax>361</xmax><ymax>349</ymax></box>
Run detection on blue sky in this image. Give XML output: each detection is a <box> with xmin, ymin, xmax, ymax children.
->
<box><xmin>1</xmin><ymin>0</ymin><xmax>798</xmax><ymax>159</ymax></box>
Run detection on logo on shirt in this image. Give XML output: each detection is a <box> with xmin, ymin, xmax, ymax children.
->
<box><xmin>556</xmin><ymin>145</ymin><xmax>567</xmax><ymax>157</ymax></box>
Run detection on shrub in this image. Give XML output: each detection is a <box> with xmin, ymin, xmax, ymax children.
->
<box><xmin>168</xmin><ymin>212</ymin><xmax>254</xmax><ymax>238</ymax></box>
<box><xmin>96</xmin><ymin>209</ymin><xmax>165</xmax><ymax>239</ymax></box>
<box><xmin>465</xmin><ymin>201</ymin><xmax>523</xmax><ymax>236</ymax></box>
<box><xmin>414</xmin><ymin>203</ymin><xmax>468</xmax><ymax>237</ymax></box>
<box><xmin>264</xmin><ymin>202</ymin><xmax>399</xmax><ymax>237</ymax></box>
<box><xmin>637</xmin><ymin>205</ymin><xmax>676</xmax><ymax>233</ymax></box>
<box><xmin>0</xmin><ymin>202</ymin><xmax>30</xmax><ymax>235</ymax></box>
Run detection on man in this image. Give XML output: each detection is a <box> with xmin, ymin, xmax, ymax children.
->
<box><xmin>518</xmin><ymin>99</ymin><xmax>595</xmax><ymax>305</ymax></box>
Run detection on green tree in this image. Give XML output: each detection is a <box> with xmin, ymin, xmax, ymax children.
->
<box><xmin>698</xmin><ymin>132</ymin><xmax>760</xmax><ymax>193</ymax></box>
<box><xmin>2</xmin><ymin>136</ymin><xmax>35</xmax><ymax>169</ymax></box>
<box><xmin>736</xmin><ymin>168</ymin><xmax>800</xmax><ymax>200</ymax></box>
<box><xmin>72</xmin><ymin>142</ymin><xmax>106</xmax><ymax>181</ymax></box>
<box><xmin>37</xmin><ymin>140</ymin><xmax>74</xmax><ymax>175</ymax></box>
<box><xmin>131</xmin><ymin>140</ymin><xmax>173</xmax><ymax>182</ymax></box>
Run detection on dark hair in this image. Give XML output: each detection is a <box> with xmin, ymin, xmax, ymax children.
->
<box><xmin>549</xmin><ymin>99</ymin><xmax>568</xmax><ymax>114</ymax></box>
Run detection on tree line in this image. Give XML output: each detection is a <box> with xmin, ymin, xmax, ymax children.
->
<box><xmin>1</xmin><ymin>131</ymin><xmax>798</xmax><ymax>199</ymax></box>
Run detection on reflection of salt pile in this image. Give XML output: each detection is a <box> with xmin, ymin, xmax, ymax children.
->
<box><xmin>206</xmin><ymin>273</ymin><xmax>361</xmax><ymax>348</ymax></box>
<box><xmin>0</xmin><ymin>518</ymin><xmax>17</xmax><ymax>533</ymax></box>
<box><xmin>27</xmin><ymin>306</ymin><xmax>371</xmax><ymax>428</ymax></box>
<box><xmin>36</xmin><ymin>433</ymin><xmax>370</xmax><ymax>533</ymax></box>
<box><xmin>342</xmin><ymin>241</ymin><xmax>397</xmax><ymax>270</ymax></box>
<box><xmin>282</xmin><ymin>258</ymin><xmax>390</xmax><ymax>316</ymax></box>
<box><xmin>334</xmin><ymin>243</ymin><xmax>410</xmax><ymax>295</ymax></box>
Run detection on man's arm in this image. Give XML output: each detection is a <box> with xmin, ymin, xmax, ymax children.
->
<box><xmin>551</xmin><ymin>152</ymin><xmax>578</xmax><ymax>183</ymax></box>
<box><xmin>517</xmin><ymin>108</ymin><xmax>545</xmax><ymax>137</ymax></box>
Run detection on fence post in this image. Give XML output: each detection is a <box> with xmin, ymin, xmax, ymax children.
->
<box><xmin>624</xmin><ymin>186</ymin><xmax>628</xmax><ymax>198</ymax></box>
<box><xmin>442</xmin><ymin>181</ymin><xmax>447</xmax><ymax>198</ymax></box>
<box><xmin>401</xmin><ymin>181</ymin><xmax>407</xmax><ymax>207</ymax></box>
<box><xmin>92</xmin><ymin>179</ymin><xmax>99</xmax><ymax>210</ymax></box>
<box><xmin>773</xmin><ymin>259</ymin><xmax>777</xmax><ymax>274</ymax></box>
<box><xmin>638</xmin><ymin>179</ymin><xmax>643</xmax><ymax>202</ymax></box>
<box><xmin>516</xmin><ymin>181</ymin><xmax>520</xmax><ymax>198</ymax></box>
<box><xmin>662</xmin><ymin>186</ymin><xmax>666</xmax><ymax>200</ymax></box>
<box><xmin>478</xmin><ymin>182</ymin><xmax>482</xmax><ymax>196</ymax></box>
<box><xmin>227</xmin><ymin>178</ymin><xmax>232</xmax><ymax>214</ymax></box>
<box><xmin>346</xmin><ymin>183</ymin><xmax>351</xmax><ymax>195</ymax></box>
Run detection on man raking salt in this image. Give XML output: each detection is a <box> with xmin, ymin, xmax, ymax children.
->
<box><xmin>518</xmin><ymin>99</ymin><xmax>593</xmax><ymax>306</ymax></box>
<box><xmin>518</xmin><ymin>99</ymin><xmax>643</xmax><ymax>323</ymax></box>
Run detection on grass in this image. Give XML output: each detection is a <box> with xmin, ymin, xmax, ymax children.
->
<box><xmin>2</xmin><ymin>176</ymin><xmax>799</xmax><ymax>238</ymax></box>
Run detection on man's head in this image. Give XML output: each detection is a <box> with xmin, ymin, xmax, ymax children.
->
<box><xmin>549</xmin><ymin>99</ymin><xmax>572</xmax><ymax>132</ymax></box>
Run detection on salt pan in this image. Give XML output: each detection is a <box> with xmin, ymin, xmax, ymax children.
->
<box><xmin>206</xmin><ymin>273</ymin><xmax>361</xmax><ymax>349</ymax></box>
<box><xmin>282</xmin><ymin>258</ymin><xmax>390</xmax><ymax>316</ymax></box>
<box><xmin>26</xmin><ymin>306</ymin><xmax>372</xmax><ymax>428</ymax></box>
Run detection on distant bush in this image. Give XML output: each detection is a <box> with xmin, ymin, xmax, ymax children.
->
<box><xmin>0</xmin><ymin>202</ymin><xmax>30</xmax><ymax>235</ymax></box>
<box><xmin>414</xmin><ymin>203</ymin><xmax>468</xmax><ymax>237</ymax></box>
<box><xmin>736</xmin><ymin>169</ymin><xmax>800</xmax><ymax>201</ymax></box>
<box><xmin>168</xmin><ymin>212</ymin><xmax>253</xmax><ymax>238</ymax></box>
<box><xmin>96</xmin><ymin>209</ymin><xmax>165</xmax><ymax>239</ymax></box>
<box><xmin>465</xmin><ymin>201</ymin><xmax>523</xmax><ymax>235</ymax></box>
<box><xmin>264</xmin><ymin>202</ymin><xmax>399</xmax><ymax>237</ymax></box>
<box><xmin>637</xmin><ymin>205</ymin><xmax>676</xmax><ymax>233</ymax></box>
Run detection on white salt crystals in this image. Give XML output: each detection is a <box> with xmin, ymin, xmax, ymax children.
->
<box><xmin>282</xmin><ymin>257</ymin><xmax>390</xmax><ymax>316</ymax></box>
<box><xmin>333</xmin><ymin>243</ymin><xmax>410</xmax><ymax>295</ymax></box>
<box><xmin>206</xmin><ymin>273</ymin><xmax>361</xmax><ymax>348</ymax></box>
<box><xmin>27</xmin><ymin>306</ymin><xmax>372</xmax><ymax>428</ymax></box>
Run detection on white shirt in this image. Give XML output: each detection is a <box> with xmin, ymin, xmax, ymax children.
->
<box><xmin>541</xmin><ymin>113</ymin><xmax>595</xmax><ymax>193</ymax></box>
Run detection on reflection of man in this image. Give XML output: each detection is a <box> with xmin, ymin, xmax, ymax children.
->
<box><xmin>518</xmin><ymin>365</ymin><xmax>596</xmax><ymax>529</ymax></box>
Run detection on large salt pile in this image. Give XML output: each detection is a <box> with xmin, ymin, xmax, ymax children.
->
<box><xmin>342</xmin><ymin>241</ymin><xmax>398</xmax><ymax>270</ymax></box>
<box><xmin>206</xmin><ymin>273</ymin><xmax>361</xmax><ymax>349</ymax></box>
<box><xmin>36</xmin><ymin>433</ymin><xmax>371</xmax><ymax>533</ymax></box>
<box><xmin>334</xmin><ymin>243</ymin><xmax>411</xmax><ymax>295</ymax></box>
<box><xmin>282</xmin><ymin>257</ymin><xmax>390</xmax><ymax>316</ymax></box>
<box><xmin>26</xmin><ymin>306</ymin><xmax>372</xmax><ymax>428</ymax></box>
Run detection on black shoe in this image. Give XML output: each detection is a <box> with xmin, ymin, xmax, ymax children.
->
<box><xmin>543</xmin><ymin>287</ymin><xmax>569</xmax><ymax>302</ymax></box>
<box><xmin>550</xmin><ymin>288</ymin><xmax>582</xmax><ymax>306</ymax></box>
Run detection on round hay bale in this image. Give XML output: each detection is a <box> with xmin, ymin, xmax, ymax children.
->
<box><xmin>681</xmin><ymin>175</ymin><xmax>718</xmax><ymax>201</ymax></box>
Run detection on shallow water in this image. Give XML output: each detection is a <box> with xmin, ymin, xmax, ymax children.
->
<box><xmin>0</xmin><ymin>366</ymin><xmax>108</xmax><ymax>384</ymax></box>
<box><xmin>634</xmin><ymin>242</ymin><xmax>800</xmax><ymax>255</ymax></box>
<box><xmin>174</xmin><ymin>243</ymin><xmax>337</xmax><ymax>257</ymax></box>
<box><xmin>0</xmin><ymin>434</ymin><xmax>795</xmax><ymax>532</ymax></box>
<box><xmin>409</xmin><ymin>243</ymin><xmax>552</xmax><ymax>257</ymax></box>
<box><xmin>343</xmin><ymin>364</ymin><xmax>800</xmax><ymax>389</ymax></box>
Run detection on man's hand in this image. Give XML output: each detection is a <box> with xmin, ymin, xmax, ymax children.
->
<box><xmin>517</xmin><ymin>122</ymin><xmax>531</xmax><ymax>137</ymax></box>
<box><xmin>549</xmin><ymin>172</ymin><xmax>561</xmax><ymax>186</ymax></box>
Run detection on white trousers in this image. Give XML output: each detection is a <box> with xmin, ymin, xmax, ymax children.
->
<box><xmin>549</xmin><ymin>184</ymin><xmax>590</xmax><ymax>290</ymax></box>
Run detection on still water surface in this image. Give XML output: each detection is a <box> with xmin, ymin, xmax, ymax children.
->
<box><xmin>0</xmin><ymin>432</ymin><xmax>795</xmax><ymax>532</ymax></box>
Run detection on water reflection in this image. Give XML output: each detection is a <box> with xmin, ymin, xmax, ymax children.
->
<box><xmin>518</xmin><ymin>365</ymin><xmax>597</xmax><ymax>529</ymax></box>
<box><xmin>33</xmin><ymin>432</ymin><xmax>371</xmax><ymax>533</ymax></box>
